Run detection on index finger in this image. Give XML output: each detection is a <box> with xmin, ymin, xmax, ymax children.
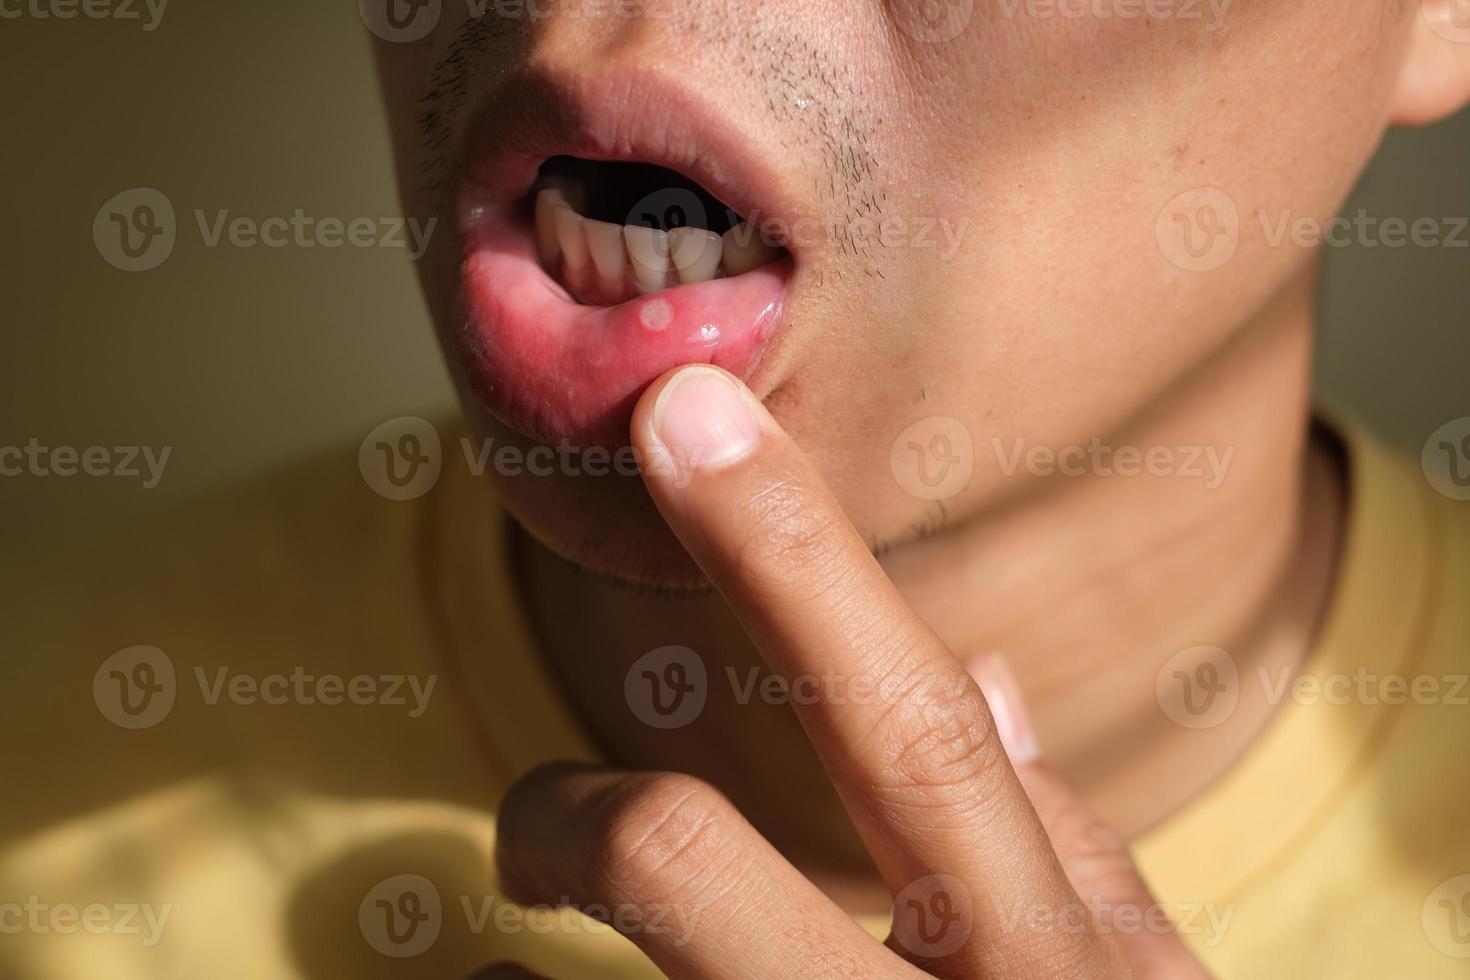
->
<box><xmin>630</xmin><ymin>364</ymin><xmax>1108</xmax><ymax>976</ymax></box>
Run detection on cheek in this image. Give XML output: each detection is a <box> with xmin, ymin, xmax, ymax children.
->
<box><xmin>882</xmin><ymin>1</ymin><xmax>1410</xmax><ymax>373</ymax></box>
<box><xmin>888</xmin><ymin>0</ymin><xmax>1412</xmax><ymax>266</ymax></box>
<box><xmin>787</xmin><ymin>1</ymin><xmax>1413</xmax><ymax>538</ymax></box>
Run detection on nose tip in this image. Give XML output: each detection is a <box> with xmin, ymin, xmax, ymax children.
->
<box><xmin>518</xmin><ymin>0</ymin><xmax>675</xmax><ymax>69</ymax></box>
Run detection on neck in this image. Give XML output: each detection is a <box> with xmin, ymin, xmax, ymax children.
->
<box><xmin>879</xmin><ymin>267</ymin><xmax>1345</xmax><ymax>833</ymax></box>
<box><xmin>514</xmin><ymin>264</ymin><xmax>1345</xmax><ymax>883</ymax></box>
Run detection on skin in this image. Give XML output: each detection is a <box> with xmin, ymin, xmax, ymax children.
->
<box><xmin>502</xmin><ymin>365</ymin><xmax>1212</xmax><ymax>977</ymax></box>
<box><xmin>373</xmin><ymin>1</ymin><xmax>1470</xmax><ymax>974</ymax></box>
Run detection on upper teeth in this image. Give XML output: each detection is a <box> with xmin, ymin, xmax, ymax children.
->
<box><xmin>534</xmin><ymin>187</ymin><xmax>782</xmax><ymax>303</ymax></box>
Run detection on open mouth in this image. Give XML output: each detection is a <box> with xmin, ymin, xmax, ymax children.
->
<box><xmin>453</xmin><ymin>74</ymin><xmax>798</xmax><ymax>451</ymax></box>
<box><xmin>530</xmin><ymin>156</ymin><xmax>788</xmax><ymax>308</ymax></box>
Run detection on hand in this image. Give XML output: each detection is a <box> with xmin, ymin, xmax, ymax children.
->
<box><xmin>493</xmin><ymin>365</ymin><xmax>1213</xmax><ymax>979</ymax></box>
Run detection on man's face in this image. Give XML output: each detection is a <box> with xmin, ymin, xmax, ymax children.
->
<box><xmin>373</xmin><ymin>0</ymin><xmax>1416</xmax><ymax>584</ymax></box>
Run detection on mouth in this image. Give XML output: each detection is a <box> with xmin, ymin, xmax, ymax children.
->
<box><xmin>455</xmin><ymin>72</ymin><xmax>795</xmax><ymax>449</ymax></box>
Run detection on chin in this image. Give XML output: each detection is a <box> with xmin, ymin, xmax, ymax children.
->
<box><xmin>460</xmin><ymin>400</ymin><xmax>711</xmax><ymax>590</ymax></box>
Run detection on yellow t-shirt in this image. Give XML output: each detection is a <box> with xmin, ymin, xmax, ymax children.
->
<box><xmin>2</xmin><ymin>418</ymin><xmax>1467</xmax><ymax>978</ymax></box>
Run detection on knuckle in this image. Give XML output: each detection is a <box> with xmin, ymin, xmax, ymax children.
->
<box><xmin>867</xmin><ymin>670</ymin><xmax>1010</xmax><ymax>814</ymax></box>
<box><xmin>582</xmin><ymin>772</ymin><xmax>736</xmax><ymax>905</ymax></box>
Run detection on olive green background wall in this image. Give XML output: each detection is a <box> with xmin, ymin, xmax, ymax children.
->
<box><xmin>3</xmin><ymin>2</ymin><xmax>1467</xmax><ymax>547</ymax></box>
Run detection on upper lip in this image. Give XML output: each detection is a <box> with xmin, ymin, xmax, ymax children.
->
<box><xmin>458</xmin><ymin>63</ymin><xmax>800</xmax><ymax>246</ymax></box>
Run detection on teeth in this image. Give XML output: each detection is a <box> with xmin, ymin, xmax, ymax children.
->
<box><xmin>623</xmin><ymin>225</ymin><xmax>673</xmax><ymax>291</ymax></box>
<box><xmin>534</xmin><ymin>189</ymin><xmax>566</xmax><ymax>266</ymax></box>
<box><xmin>584</xmin><ymin>219</ymin><xmax>627</xmax><ymax>290</ymax></box>
<box><xmin>669</xmin><ymin>227</ymin><xmax>723</xmax><ymax>284</ymax></box>
<box><xmin>553</xmin><ymin>206</ymin><xmax>589</xmax><ymax>274</ymax></box>
<box><xmin>535</xmin><ymin>185</ymin><xmax>785</xmax><ymax>299</ymax></box>
<box><xmin>721</xmin><ymin>222</ymin><xmax>781</xmax><ymax>277</ymax></box>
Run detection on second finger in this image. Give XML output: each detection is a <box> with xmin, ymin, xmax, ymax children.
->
<box><xmin>496</xmin><ymin>762</ymin><xmax>917</xmax><ymax>980</ymax></box>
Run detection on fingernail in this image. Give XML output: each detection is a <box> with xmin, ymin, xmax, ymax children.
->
<box><xmin>970</xmin><ymin>653</ymin><xmax>1040</xmax><ymax>765</ymax></box>
<box><xmin>652</xmin><ymin>367</ymin><xmax>760</xmax><ymax>471</ymax></box>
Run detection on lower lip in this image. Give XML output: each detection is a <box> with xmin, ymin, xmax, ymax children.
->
<box><xmin>458</xmin><ymin>207</ymin><xmax>790</xmax><ymax>449</ymax></box>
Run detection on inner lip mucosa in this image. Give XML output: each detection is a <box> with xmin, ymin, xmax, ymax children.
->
<box><xmin>530</xmin><ymin>155</ymin><xmax>789</xmax><ymax>308</ymax></box>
